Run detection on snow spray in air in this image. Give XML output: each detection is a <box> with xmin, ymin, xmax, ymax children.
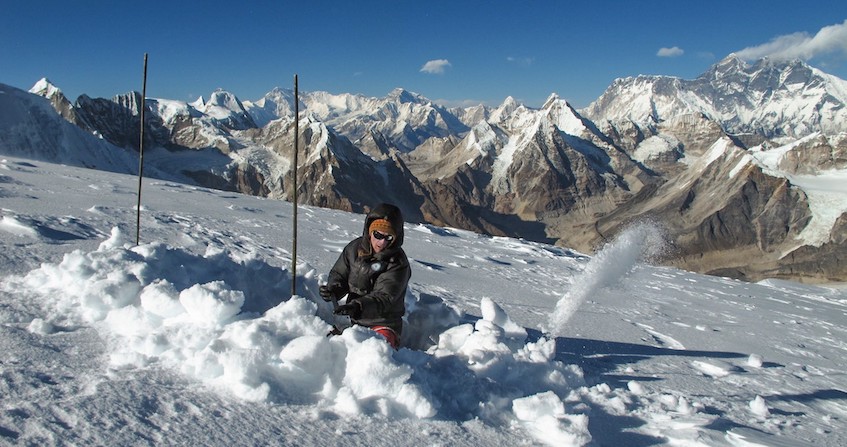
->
<box><xmin>547</xmin><ymin>221</ymin><xmax>667</xmax><ymax>336</ymax></box>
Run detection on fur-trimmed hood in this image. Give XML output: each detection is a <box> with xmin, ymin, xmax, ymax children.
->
<box><xmin>361</xmin><ymin>203</ymin><xmax>405</xmax><ymax>248</ymax></box>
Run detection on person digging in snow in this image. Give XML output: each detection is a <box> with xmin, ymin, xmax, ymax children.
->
<box><xmin>319</xmin><ymin>203</ymin><xmax>411</xmax><ymax>349</ymax></box>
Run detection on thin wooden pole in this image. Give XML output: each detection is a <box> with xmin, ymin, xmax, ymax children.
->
<box><xmin>135</xmin><ymin>53</ymin><xmax>148</xmax><ymax>246</ymax></box>
<box><xmin>291</xmin><ymin>75</ymin><xmax>299</xmax><ymax>296</ymax></box>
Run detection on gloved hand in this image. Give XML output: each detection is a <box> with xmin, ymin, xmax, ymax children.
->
<box><xmin>333</xmin><ymin>302</ymin><xmax>362</xmax><ymax>319</ymax></box>
<box><xmin>319</xmin><ymin>284</ymin><xmax>340</xmax><ymax>302</ymax></box>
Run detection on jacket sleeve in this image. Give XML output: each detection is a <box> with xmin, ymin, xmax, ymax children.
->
<box><xmin>358</xmin><ymin>255</ymin><xmax>411</xmax><ymax>316</ymax></box>
<box><xmin>326</xmin><ymin>239</ymin><xmax>358</xmax><ymax>296</ymax></box>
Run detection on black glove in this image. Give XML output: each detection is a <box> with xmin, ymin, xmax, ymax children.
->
<box><xmin>333</xmin><ymin>302</ymin><xmax>362</xmax><ymax>319</ymax></box>
<box><xmin>319</xmin><ymin>284</ymin><xmax>340</xmax><ymax>302</ymax></box>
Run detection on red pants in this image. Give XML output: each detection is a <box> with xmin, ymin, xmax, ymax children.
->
<box><xmin>371</xmin><ymin>326</ymin><xmax>400</xmax><ymax>350</ymax></box>
<box><xmin>327</xmin><ymin>325</ymin><xmax>399</xmax><ymax>350</ymax></box>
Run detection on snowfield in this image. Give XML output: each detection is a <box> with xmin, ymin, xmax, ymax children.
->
<box><xmin>1</xmin><ymin>156</ymin><xmax>846</xmax><ymax>446</ymax></box>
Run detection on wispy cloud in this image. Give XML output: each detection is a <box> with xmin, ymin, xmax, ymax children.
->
<box><xmin>657</xmin><ymin>46</ymin><xmax>684</xmax><ymax>57</ymax></box>
<box><xmin>507</xmin><ymin>56</ymin><xmax>535</xmax><ymax>66</ymax></box>
<box><xmin>736</xmin><ymin>19</ymin><xmax>847</xmax><ymax>62</ymax></box>
<box><xmin>420</xmin><ymin>59</ymin><xmax>451</xmax><ymax>74</ymax></box>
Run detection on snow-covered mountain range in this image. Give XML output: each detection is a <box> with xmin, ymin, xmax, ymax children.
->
<box><xmin>4</xmin><ymin>54</ymin><xmax>847</xmax><ymax>282</ymax></box>
<box><xmin>583</xmin><ymin>55</ymin><xmax>847</xmax><ymax>138</ymax></box>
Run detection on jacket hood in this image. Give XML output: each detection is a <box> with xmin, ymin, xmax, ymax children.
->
<box><xmin>362</xmin><ymin>203</ymin><xmax>405</xmax><ymax>248</ymax></box>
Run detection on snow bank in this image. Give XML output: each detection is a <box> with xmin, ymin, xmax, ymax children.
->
<box><xmin>5</xmin><ymin>227</ymin><xmax>593</xmax><ymax>445</ymax></box>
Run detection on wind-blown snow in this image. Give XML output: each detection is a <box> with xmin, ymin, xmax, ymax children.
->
<box><xmin>548</xmin><ymin>222</ymin><xmax>667</xmax><ymax>336</ymax></box>
<box><xmin>1</xmin><ymin>157</ymin><xmax>847</xmax><ymax>446</ymax></box>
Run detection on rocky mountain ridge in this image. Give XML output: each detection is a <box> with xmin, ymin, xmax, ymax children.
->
<box><xmin>12</xmin><ymin>55</ymin><xmax>847</xmax><ymax>282</ymax></box>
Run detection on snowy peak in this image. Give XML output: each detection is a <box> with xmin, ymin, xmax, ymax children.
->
<box><xmin>388</xmin><ymin>87</ymin><xmax>425</xmax><ymax>104</ymax></box>
<box><xmin>497</xmin><ymin>96</ymin><xmax>520</xmax><ymax>115</ymax></box>
<box><xmin>706</xmin><ymin>54</ymin><xmax>748</xmax><ymax>79</ymax></box>
<box><xmin>0</xmin><ymin>83</ymin><xmax>136</xmax><ymax>170</ymax></box>
<box><xmin>701</xmin><ymin>55</ymin><xmax>816</xmax><ymax>94</ymax></box>
<box><xmin>584</xmin><ymin>56</ymin><xmax>847</xmax><ymax>138</ymax></box>
<box><xmin>196</xmin><ymin>89</ymin><xmax>256</xmax><ymax>130</ymax></box>
<box><xmin>244</xmin><ymin>86</ymin><xmax>296</xmax><ymax>126</ymax></box>
<box><xmin>501</xmin><ymin>95</ymin><xmax>518</xmax><ymax>109</ymax></box>
<box><xmin>29</xmin><ymin>78</ymin><xmax>62</xmax><ymax>98</ymax></box>
<box><xmin>29</xmin><ymin>78</ymin><xmax>76</xmax><ymax>122</ymax></box>
<box><xmin>297</xmin><ymin>88</ymin><xmax>469</xmax><ymax>153</ymax></box>
<box><xmin>259</xmin><ymin>86</ymin><xmax>295</xmax><ymax>105</ymax></box>
<box><xmin>539</xmin><ymin>94</ymin><xmax>589</xmax><ymax>136</ymax></box>
<box><xmin>485</xmin><ymin>96</ymin><xmax>523</xmax><ymax>125</ymax></box>
<box><xmin>540</xmin><ymin>93</ymin><xmax>562</xmax><ymax>109</ymax></box>
<box><xmin>207</xmin><ymin>89</ymin><xmax>246</xmax><ymax>111</ymax></box>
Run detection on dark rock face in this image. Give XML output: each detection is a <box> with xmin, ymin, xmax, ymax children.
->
<box><xmin>74</xmin><ymin>93</ymin><xmax>145</xmax><ymax>150</ymax></box>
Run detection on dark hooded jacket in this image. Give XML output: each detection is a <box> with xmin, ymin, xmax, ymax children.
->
<box><xmin>326</xmin><ymin>203</ymin><xmax>411</xmax><ymax>334</ymax></box>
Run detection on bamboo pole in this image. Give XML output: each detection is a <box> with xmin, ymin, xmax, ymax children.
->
<box><xmin>135</xmin><ymin>53</ymin><xmax>148</xmax><ymax>246</ymax></box>
<box><xmin>291</xmin><ymin>75</ymin><xmax>299</xmax><ymax>296</ymax></box>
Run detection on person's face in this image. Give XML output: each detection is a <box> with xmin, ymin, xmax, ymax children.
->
<box><xmin>370</xmin><ymin>230</ymin><xmax>394</xmax><ymax>253</ymax></box>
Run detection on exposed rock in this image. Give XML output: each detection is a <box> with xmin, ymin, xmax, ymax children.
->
<box><xmin>593</xmin><ymin>139</ymin><xmax>814</xmax><ymax>280</ymax></box>
<box><xmin>775</xmin><ymin>133</ymin><xmax>847</xmax><ymax>174</ymax></box>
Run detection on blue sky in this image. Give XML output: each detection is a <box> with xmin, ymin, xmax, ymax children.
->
<box><xmin>3</xmin><ymin>1</ymin><xmax>847</xmax><ymax>109</ymax></box>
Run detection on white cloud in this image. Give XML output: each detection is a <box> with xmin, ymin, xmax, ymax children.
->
<box><xmin>420</xmin><ymin>59</ymin><xmax>451</xmax><ymax>74</ymax></box>
<box><xmin>736</xmin><ymin>19</ymin><xmax>847</xmax><ymax>62</ymax></box>
<box><xmin>657</xmin><ymin>46</ymin><xmax>684</xmax><ymax>57</ymax></box>
<box><xmin>507</xmin><ymin>56</ymin><xmax>535</xmax><ymax>66</ymax></box>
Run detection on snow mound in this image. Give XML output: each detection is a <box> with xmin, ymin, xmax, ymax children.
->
<box><xmin>5</xmin><ymin>227</ymin><xmax>595</xmax><ymax>444</ymax></box>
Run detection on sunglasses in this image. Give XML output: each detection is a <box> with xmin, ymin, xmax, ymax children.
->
<box><xmin>371</xmin><ymin>231</ymin><xmax>395</xmax><ymax>242</ymax></box>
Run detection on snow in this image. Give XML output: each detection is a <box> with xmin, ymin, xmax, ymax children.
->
<box><xmin>747</xmin><ymin>134</ymin><xmax>847</xmax><ymax>248</ymax></box>
<box><xmin>702</xmin><ymin>137</ymin><xmax>732</xmax><ymax>168</ymax></box>
<box><xmin>674</xmin><ymin>133</ymin><xmax>847</xmax><ymax>248</ymax></box>
<box><xmin>544</xmin><ymin>96</ymin><xmax>587</xmax><ymax>136</ymax></box>
<box><xmin>491</xmin><ymin>114</ymin><xmax>541</xmax><ymax>194</ymax></box>
<box><xmin>466</xmin><ymin>122</ymin><xmax>498</xmax><ymax>160</ymax></box>
<box><xmin>302</xmin><ymin>121</ymin><xmax>332</xmax><ymax>165</ymax></box>
<box><xmin>29</xmin><ymin>78</ymin><xmax>61</xmax><ymax>98</ymax></box>
<box><xmin>728</xmin><ymin>153</ymin><xmax>753</xmax><ymax>179</ymax></box>
<box><xmin>789</xmin><ymin>170</ymin><xmax>847</xmax><ymax>247</ymax></box>
<box><xmin>2</xmin><ymin>156</ymin><xmax>847</xmax><ymax>446</ymax></box>
<box><xmin>490</xmin><ymin>138</ymin><xmax>519</xmax><ymax>193</ymax></box>
<box><xmin>152</xmin><ymin>98</ymin><xmax>193</xmax><ymax>125</ymax></box>
<box><xmin>632</xmin><ymin>134</ymin><xmax>680</xmax><ymax>163</ymax></box>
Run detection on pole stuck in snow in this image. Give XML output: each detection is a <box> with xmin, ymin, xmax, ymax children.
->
<box><xmin>135</xmin><ymin>53</ymin><xmax>148</xmax><ymax>246</ymax></box>
<box><xmin>291</xmin><ymin>74</ymin><xmax>299</xmax><ymax>296</ymax></box>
